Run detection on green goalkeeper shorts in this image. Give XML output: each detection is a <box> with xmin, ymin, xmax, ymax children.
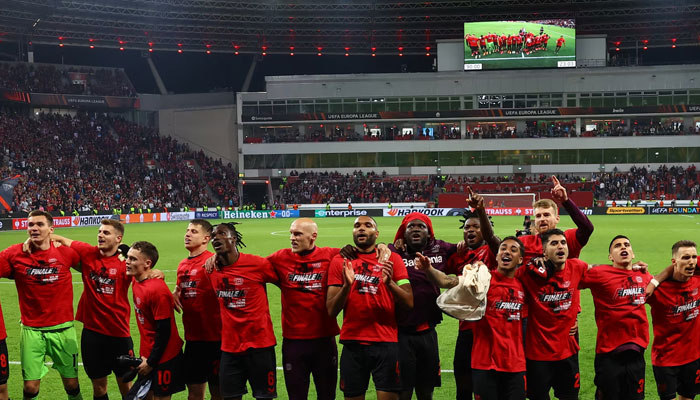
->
<box><xmin>20</xmin><ymin>323</ymin><xmax>79</xmax><ymax>380</ymax></box>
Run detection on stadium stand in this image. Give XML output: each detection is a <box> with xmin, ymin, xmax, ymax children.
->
<box><xmin>0</xmin><ymin>111</ymin><xmax>237</xmax><ymax>214</ymax></box>
<box><xmin>592</xmin><ymin>165</ymin><xmax>699</xmax><ymax>201</ymax></box>
<box><xmin>0</xmin><ymin>61</ymin><xmax>136</xmax><ymax>97</ymax></box>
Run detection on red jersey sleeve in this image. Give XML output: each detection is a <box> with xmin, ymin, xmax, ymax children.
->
<box><xmin>258</xmin><ymin>257</ymin><xmax>279</xmax><ymax>284</ymax></box>
<box><xmin>327</xmin><ymin>256</ymin><xmax>345</xmax><ymax>286</ymax></box>
<box><xmin>70</xmin><ymin>240</ymin><xmax>95</xmax><ymax>260</ymax></box>
<box><xmin>564</xmin><ymin>229</ymin><xmax>583</xmax><ymax>259</ymax></box>
<box><xmin>390</xmin><ymin>253</ymin><xmax>409</xmax><ymax>283</ymax></box>
<box><xmin>0</xmin><ymin>248</ymin><xmax>12</xmax><ymax>278</ymax></box>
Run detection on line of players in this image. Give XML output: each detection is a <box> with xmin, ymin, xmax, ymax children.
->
<box><xmin>0</xmin><ymin>173</ymin><xmax>696</xmax><ymax>400</ymax></box>
<box><xmin>465</xmin><ymin>31</ymin><xmax>566</xmax><ymax>58</ymax></box>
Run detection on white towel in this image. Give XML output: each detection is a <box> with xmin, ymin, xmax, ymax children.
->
<box><xmin>436</xmin><ymin>261</ymin><xmax>492</xmax><ymax>321</ymax></box>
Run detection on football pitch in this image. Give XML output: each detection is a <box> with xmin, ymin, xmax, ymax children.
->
<box><xmin>0</xmin><ymin>214</ymin><xmax>697</xmax><ymax>399</ymax></box>
<box><xmin>463</xmin><ymin>21</ymin><xmax>576</xmax><ymax>70</ymax></box>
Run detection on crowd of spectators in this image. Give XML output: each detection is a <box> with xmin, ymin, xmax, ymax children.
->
<box><xmin>1</xmin><ymin>111</ymin><xmax>237</xmax><ymax>214</ymax></box>
<box><xmin>592</xmin><ymin>165</ymin><xmax>699</xmax><ymax>201</ymax></box>
<box><xmin>245</xmin><ymin>122</ymin><xmax>697</xmax><ymax>143</ymax></box>
<box><xmin>0</xmin><ymin>62</ymin><xmax>136</xmax><ymax>97</ymax></box>
<box><xmin>280</xmin><ymin>171</ymin><xmax>443</xmax><ymax>204</ymax></box>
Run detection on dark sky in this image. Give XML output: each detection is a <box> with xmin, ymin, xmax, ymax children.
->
<box><xmin>0</xmin><ymin>41</ymin><xmax>698</xmax><ymax>94</ymax></box>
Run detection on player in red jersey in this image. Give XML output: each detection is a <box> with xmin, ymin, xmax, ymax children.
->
<box><xmin>266</xmin><ymin>218</ymin><xmax>343</xmax><ymax>400</ymax></box>
<box><xmin>519</xmin><ymin>176</ymin><xmax>594</xmax><ymax>266</ymax></box>
<box><xmin>127</xmin><ymin>241</ymin><xmax>185</xmax><ymax>400</ymax></box>
<box><xmin>431</xmin><ymin>236</ymin><xmax>527</xmax><ymax>400</ymax></box>
<box><xmin>516</xmin><ymin>229</ymin><xmax>588</xmax><ymax>400</ymax></box>
<box><xmin>327</xmin><ymin>216</ymin><xmax>413</xmax><ymax>400</ymax></box>
<box><xmin>208</xmin><ymin>222</ymin><xmax>278</xmax><ymax>400</ymax></box>
<box><xmin>48</xmin><ymin>219</ymin><xmax>139</xmax><ymax>400</ymax></box>
<box><xmin>555</xmin><ymin>36</ymin><xmax>566</xmax><ymax>54</ymax></box>
<box><xmin>579</xmin><ymin>235</ymin><xmax>651</xmax><ymax>399</ymax></box>
<box><xmin>647</xmin><ymin>240</ymin><xmax>700</xmax><ymax>400</ymax></box>
<box><xmin>415</xmin><ymin>188</ymin><xmax>498</xmax><ymax>400</ymax></box>
<box><xmin>173</xmin><ymin>219</ymin><xmax>222</xmax><ymax>400</ymax></box>
<box><xmin>0</xmin><ymin>210</ymin><xmax>82</xmax><ymax>400</ymax></box>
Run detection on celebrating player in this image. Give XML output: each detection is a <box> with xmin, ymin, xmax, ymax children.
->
<box><xmin>389</xmin><ymin>212</ymin><xmax>457</xmax><ymax>400</ymax></box>
<box><xmin>127</xmin><ymin>241</ymin><xmax>185</xmax><ymax>400</ymax></box>
<box><xmin>208</xmin><ymin>222</ymin><xmax>279</xmax><ymax>400</ymax></box>
<box><xmin>327</xmin><ymin>216</ymin><xmax>413</xmax><ymax>400</ymax></box>
<box><xmin>519</xmin><ymin>176</ymin><xmax>594</xmax><ymax>265</ymax></box>
<box><xmin>48</xmin><ymin>220</ymin><xmax>142</xmax><ymax>399</ymax></box>
<box><xmin>173</xmin><ymin>219</ymin><xmax>222</xmax><ymax>400</ymax></box>
<box><xmin>0</xmin><ymin>210</ymin><xmax>82</xmax><ymax>400</ymax></box>
<box><xmin>516</xmin><ymin>229</ymin><xmax>588</xmax><ymax>400</ymax></box>
<box><xmin>555</xmin><ymin>36</ymin><xmax>566</xmax><ymax>54</ymax></box>
<box><xmin>647</xmin><ymin>240</ymin><xmax>700</xmax><ymax>400</ymax></box>
<box><xmin>266</xmin><ymin>218</ymin><xmax>344</xmax><ymax>400</ymax></box>
<box><xmin>579</xmin><ymin>236</ymin><xmax>651</xmax><ymax>399</ymax></box>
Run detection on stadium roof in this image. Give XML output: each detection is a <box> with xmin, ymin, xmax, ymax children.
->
<box><xmin>0</xmin><ymin>0</ymin><xmax>698</xmax><ymax>56</ymax></box>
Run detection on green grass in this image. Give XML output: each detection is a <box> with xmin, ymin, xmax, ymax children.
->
<box><xmin>463</xmin><ymin>21</ymin><xmax>576</xmax><ymax>70</ymax></box>
<box><xmin>0</xmin><ymin>214</ymin><xmax>697</xmax><ymax>399</ymax></box>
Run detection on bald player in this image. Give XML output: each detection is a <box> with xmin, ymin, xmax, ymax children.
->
<box><xmin>267</xmin><ymin>218</ymin><xmax>390</xmax><ymax>400</ymax></box>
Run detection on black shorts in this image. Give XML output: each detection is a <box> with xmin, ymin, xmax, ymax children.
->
<box><xmin>184</xmin><ymin>340</ymin><xmax>221</xmax><ymax>385</ymax></box>
<box><xmin>282</xmin><ymin>337</ymin><xmax>337</xmax><ymax>400</ymax></box>
<box><xmin>339</xmin><ymin>342</ymin><xmax>401</xmax><ymax>397</ymax></box>
<box><xmin>653</xmin><ymin>357</ymin><xmax>700</xmax><ymax>400</ymax></box>
<box><xmin>398</xmin><ymin>328</ymin><xmax>441</xmax><ymax>391</ymax></box>
<box><xmin>472</xmin><ymin>369</ymin><xmax>526</xmax><ymax>400</ymax></box>
<box><xmin>594</xmin><ymin>350</ymin><xmax>645</xmax><ymax>400</ymax></box>
<box><xmin>453</xmin><ymin>329</ymin><xmax>473</xmax><ymax>400</ymax></box>
<box><xmin>526</xmin><ymin>354</ymin><xmax>580</xmax><ymax>400</ymax></box>
<box><xmin>151</xmin><ymin>352</ymin><xmax>186</xmax><ymax>397</ymax></box>
<box><xmin>81</xmin><ymin>328</ymin><xmax>134</xmax><ymax>379</ymax></box>
<box><xmin>0</xmin><ymin>339</ymin><xmax>8</xmax><ymax>385</ymax></box>
<box><xmin>220</xmin><ymin>347</ymin><xmax>277</xmax><ymax>399</ymax></box>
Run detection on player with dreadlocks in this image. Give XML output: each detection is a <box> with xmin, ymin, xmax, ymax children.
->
<box><xmin>207</xmin><ymin>222</ymin><xmax>280</xmax><ymax>400</ymax></box>
<box><xmin>417</xmin><ymin>187</ymin><xmax>499</xmax><ymax>400</ymax></box>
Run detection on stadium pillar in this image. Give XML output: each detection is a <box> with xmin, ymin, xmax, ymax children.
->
<box><xmin>460</xmin><ymin>120</ymin><xmax>466</xmax><ymax>139</ymax></box>
<box><xmin>684</xmin><ymin>117</ymin><xmax>694</xmax><ymax>132</ymax></box>
<box><xmin>146</xmin><ymin>56</ymin><xmax>168</xmax><ymax>94</ymax></box>
<box><xmin>575</xmin><ymin>117</ymin><xmax>582</xmax><ymax>137</ymax></box>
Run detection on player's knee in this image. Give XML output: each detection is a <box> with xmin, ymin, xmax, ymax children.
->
<box><xmin>23</xmin><ymin>390</ymin><xmax>39</xmax><ymax>400</ymax></box>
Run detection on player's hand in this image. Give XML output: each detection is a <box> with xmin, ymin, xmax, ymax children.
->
<box><xmin>632</xmin><ymin>261</ymin><xmax>648</xmax><ymax>272</ymax></box>
<box><xmin>376</xmin><ymin>243</ymin><xmax>391</xmax><ymax>264</ymax></box>
<box><xmin>393</xmin><ymin>238</ymin><xmax>406</xmax><ymax>252</ymax></box>
<box><xmin>550</xmin><ymin>175</ymin><xmax>568</xmax><ymax>202</ymax></box>
<box><xmin>456</xmin><ymin>240</ymin><xmax>467</xmax><ymax>255</ymax></box>
<box><xmin>414</xmin><ymin>252</ymin><xmax>432</xmax><ymax>271</ymax></box>
<box><xmin>342</xmin><ymin>258</ymin><xmax>355</xmax><ymax>286</ymax></box>
<box><xmin>466</xmin><ymin>186</ymin><xmax>484</xmax><ymax>209</ymax></box>
<box><xmin>645</xmin><ymin>281</ymin><xmax>657</xmax><ymax>298</ymax></box>
<box><xmin>204</xmin><ymin>255</ymin><xmax>218</xmax><ymax>273</ymax></box>
<box><xmin>569</xmin><ymin>318</ymin><xmax>579</xmax><ymax>336</ymax></box>
<box><xmin>136</xmin><ymin>357</ymin><xmax>152</xmax><ymax>376</ymax></box>
<box><xmin>172</xmin><ymin>286</ymin><xmax>182</xmax><ymax>313</ymax></box>
<box><xmin>339</xmin><ymin>245</ymin><xmax>359</xmax><ymax>260</ymax></box>
<box><xmin>22</xmin><ymin>238</ymin><xmax>31</xmax><ymax>253</ymax></box>
<box><xmin>149</xmin><ymin>269</ymin><xmax>165</xmax><ymax>280</ymax></box>
<box><xmin>381</xmin><ymin>260</ymin><xmax>394</xmax><ymax>284</ymax></box>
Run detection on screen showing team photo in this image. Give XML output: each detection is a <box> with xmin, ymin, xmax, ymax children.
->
<box><xmin>463</xmin><ymin>19</ymin><xmax>576</xmax><ymax>70</ymax></box>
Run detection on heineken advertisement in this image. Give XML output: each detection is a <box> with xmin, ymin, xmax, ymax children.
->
<box><xmin>220</xmin><ymin>210</ymin><xmax>300</xmax><ymax>219</ymax></box>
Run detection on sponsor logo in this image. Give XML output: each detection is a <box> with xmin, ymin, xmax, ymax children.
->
<box><xmin>169</xmin><ymin>212</ymin><xmax>193</xmax><ymax>221</ymax></box>
<box><xmin>73</xmin><ymin>215</ymin><xmax>115</xmax><ymax>227</ymax></box>
<box><xmin>484</xmin><ymin>207</ymin><xmax>533</xmax><ymax>216</ymax></box>
<box><xmin>315</xmin><ymin>209</ymin><xmax>368</xmax><ymax>218</ymax></box>
<box><xmin>650</xmin><ymin>207</ymin><xmax>700</xmax><ymax>215</ymax></box>
<box><xmin>221</xmin><ymin>210</ymin><xmax>299</xmax><ymax>219</ymax></box>
<box><xmin>606</xmin><ymin>207</ymin><xmax>646</xmax><ymax>215</ymax></box>
<box><xmin>384</xmin><ymin>208</ymin><xmax>448</xmax><ymax>217</ymax></box>
<box><xmin>195</xmin><ymin>211</ymin><xmax>220</xmax><ymax>219</ymax></box>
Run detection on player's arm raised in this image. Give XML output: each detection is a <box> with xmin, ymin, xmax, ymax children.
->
<box><xmin>415</xmin><ymin>252</ymin><xmax>459</xmax><ymax>289</ymax></box>
<box><xmin>327</xmin><ymin>258</ymin><xmax>355</xmax><ymax>317</ymax></box>
<box><xmin>551</xmin><ymin>175</ymin><xmax>594</xmax><ymax>245</ymax></box>
<box><xmin>467</xmin><ymin>186</ymin><xmax>500</xmax><ymax>254</ymax></box>
<box><xmin>381</xmin><ymin>260</ymin><xmax>413</xmax><ymax>309</ymax></box>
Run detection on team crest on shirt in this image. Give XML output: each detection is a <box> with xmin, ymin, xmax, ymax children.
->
<box><xmin>287</xmin><ymin>262</ymin><xmax>324</xmax><ymax>292</ymax></box>
<box><xmin>48</xmin><ymin>258</ymin><xmax>57</xmax><ymax>263</ymax></box>
<box><xmin>109</xmin><ymin>268</ymin><xmax>117</xmax><ymax>275</ymax></box>
<box><xmin>217</xmin><ymin>277</ymin><xmax>247</xmax><ymax>309</ymax></box>
<box><xmin>635</xmin><ymin>276</ymin><xmax>643</xmax><ymax>283</ymax></box>
<box><xmin>234</xmin><ymin>277</ymin><xmax>244</xmax><ymax>285</ymax></box>
<box><xmin>671</xmin><ymin>291</ymin><xmax>700</xmax><ymax>321</ymax></box>
<box><xmin>614</xmin><ymin>277</ymin><xmax>646</xmax><ymax>305</ymax></box>
<box><xmin>190</xmin><ymin>269</ymin><xmax>198</xmax><ymax>276</ymax></box>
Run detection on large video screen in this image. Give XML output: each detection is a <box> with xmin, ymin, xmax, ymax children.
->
<box><xmin>464</xmin><ymin>19</ymin><xmax>576</xmax><ymax>70</ymax></box>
